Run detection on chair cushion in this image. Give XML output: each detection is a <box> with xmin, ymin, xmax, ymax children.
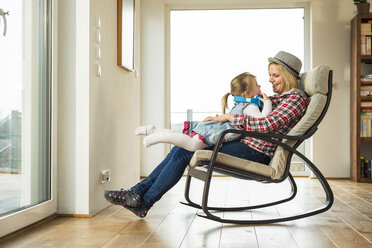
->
<box><xmin>189</xmin><ymin>150</ymin><xmax>275</xmax><ymax>178</ymax></box>
<box><xmin>269</xmin><ymin>93</ymin><xmax>327</xmax><ymax>179</ymax></box>
<box><xmin>299</xmin><ymin>65</ymin><xmax>329</xmax><ymax>96</ymax></box>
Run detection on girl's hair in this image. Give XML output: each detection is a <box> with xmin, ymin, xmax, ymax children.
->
<box><xmin>221</xmin><ymin>72</ymin><xmax>256</xmax><ymax>114</ymax></box>
<box><xmin>268</xmin><ymin>62</ymin><xmax>298</xmax><ymax>92</ymax></box>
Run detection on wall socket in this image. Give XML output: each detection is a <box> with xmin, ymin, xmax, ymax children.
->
<box><xmin>101</xmin><ymin>169</ymin><xmax>110</xmax><ymax>183</ymax></box>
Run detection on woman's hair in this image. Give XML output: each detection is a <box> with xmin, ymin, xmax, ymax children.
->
<box><xmin>269</xmin><ymin>62</ymin><xmax>298</xmax><ymax>92</ymax></box>
<box><xmin>221</xmin><ymin>72</ymin><xmax>256</xmax><ymax>114</ymax></box>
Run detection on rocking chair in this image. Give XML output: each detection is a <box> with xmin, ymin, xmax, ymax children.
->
<box><xmin>181</xmin><ymin>65</ymin><xmax>334</xmax><ymax>224</ymax></box>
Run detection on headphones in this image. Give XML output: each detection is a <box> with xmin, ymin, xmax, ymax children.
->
<box><xmin>234</xmin><ymin>95</ymin><xmax>263</xmax><ymax>108</ymax></box>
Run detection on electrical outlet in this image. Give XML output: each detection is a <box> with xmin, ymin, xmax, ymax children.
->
<box><xmin>101</xmin><ymin>170</ymin><xmax>110</xmax><ymax>183</ymax></box>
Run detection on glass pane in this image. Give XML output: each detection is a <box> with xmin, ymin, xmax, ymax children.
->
<box><xmin>170</xmin><ymin>8</ymin><xmax>306</xmax><ymax>171</ymax></box>
<box><xmin>170</xmin><ymin>8</ymin><xmax>304</xmax><ymax>125</ymax></box>
<box><xmin>0</xmin><ymin>0</ymin><xmax>51</xmax><ymax>217</ymax></box>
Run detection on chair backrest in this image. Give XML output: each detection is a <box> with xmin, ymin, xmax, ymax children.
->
<box><xmin>269</xmin><ymin>65</ymin><xmax>332</xmax><ymax>180</ymax></box>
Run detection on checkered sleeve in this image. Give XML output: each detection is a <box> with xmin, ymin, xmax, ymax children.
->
<box><xmin>232</xmin><ymin>90</ymin><xmax>309</xmax><ymax>134</ymax></box>
<box><xmin>230</xmin><ymin>89</ymin><xmax>309</xmax><ymax>157</ymax></box>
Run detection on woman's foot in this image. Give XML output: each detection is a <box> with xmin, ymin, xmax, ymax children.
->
<box><xmin>135</xmin><ymin>125</ymin><xmax>157</xmax><ymax>136</ymax></box>
<box><xmin>104</xmin><ymin>189</ymin><xmax>142</xmax><ymax>208</ymax></box>
<box><xmin>125</xmin><ymin>206</ymin><xmax>148</xmax><ymax>218</ymax></box>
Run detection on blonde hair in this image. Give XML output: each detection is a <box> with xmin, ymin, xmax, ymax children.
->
<box><xmin>221</xmin><ymin>72</ymin><xmax>257</xmax><ymax>114</ymax></box>
<box><xmin>268</xmin><ymin>62</ymin><xmax>298</xmax><ymax>92</ymax></box>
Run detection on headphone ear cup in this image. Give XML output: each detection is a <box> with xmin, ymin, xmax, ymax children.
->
<box><xmin>250</xmin><ymin>95</ymin><xmax>263</xmax><ymax>108</ymax></box>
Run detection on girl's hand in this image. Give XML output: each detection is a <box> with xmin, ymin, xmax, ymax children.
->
<box><xmin>201</xmin><ymin>114</ymin><xmax>217</xmax><ymax>122</ymax></box>
<box><xmin>258</xmin><ymin>93</ymin><xmax>269</xmax><ymax>102</ymax></box>
<box><xmin>202</xmin><ymin>113</ymin><xmax>234</xmax><ymax>122</ymax></box>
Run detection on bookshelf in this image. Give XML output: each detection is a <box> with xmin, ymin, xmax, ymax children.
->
<box><xmin>351</xmin><ymin>14</ymin><xmax>372</xmax><ymax>183</ymax></box>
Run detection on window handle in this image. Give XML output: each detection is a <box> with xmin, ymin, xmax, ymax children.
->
<box><xmin>0</xmin><ymin>9</ymin><xmax>9</xmax><ymax>36</ymax></box>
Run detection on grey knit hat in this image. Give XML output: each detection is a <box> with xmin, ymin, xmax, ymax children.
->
<box><xmin>268</xmin><ymin>51</ymin><xmax>302</xmax><ymax>79</ymax></box>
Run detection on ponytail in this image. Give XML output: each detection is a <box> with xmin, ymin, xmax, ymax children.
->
<box><xmin>221</xmin><ymin>92</ymin><xmax>230</xmax><ymax>114</ymax></box>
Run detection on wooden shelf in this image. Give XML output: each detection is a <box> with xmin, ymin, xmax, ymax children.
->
<box><xmin>359</xmin><ymin>178</ymin><xmax>372</xmax><ymax>183</ymax></box>
<box><xmin>361</xmin><ymin>137</ymin><xmax>372</xmax><ymax>142</ymax></box>
<box><xmin>361</xmin><ymin>55</ymin><xmax>372</xmax><ymax>61</ymax></box>
<box><xmin>350</xmin><ymin>15</ymin><xmax>372</xmax><ymax>183</ymax></box>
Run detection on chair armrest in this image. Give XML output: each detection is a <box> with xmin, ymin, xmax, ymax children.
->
<box><xmin>205</xmin><ymin>128</ymin><xmax>310</xmax><ymax>172</ymax></box>
<box><xmin>216</xmin><ymin>128</ymin><xmax>311</xmax><ymax>143</ymax></box>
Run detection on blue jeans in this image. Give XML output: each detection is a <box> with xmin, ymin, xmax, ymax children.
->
<box><xmin>131</xmin><ymin>141</ymin><xmax>271</xmax><ymax>209</ymax></box>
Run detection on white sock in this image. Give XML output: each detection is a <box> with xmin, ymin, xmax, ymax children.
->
<box><xmin>135</xmin><ymin>124</ymin><xmax>157</xmax><ymax>136</ymax></box>
<box><xmin>143</xmin><ymin>131</ymin><xmax>207</xmax><ymax>151</ymax></box>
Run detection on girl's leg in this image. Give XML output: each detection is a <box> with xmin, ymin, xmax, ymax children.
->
<box><xmin>143</xmin><ymin>131</ymin><xmax>207</xmax><ymax>151</ymax></box>
<box><xmin>135</xmin><ymin>124</ymin><xmax>158</xmax><ymax>136</ymax></box>
<box><xmin>135</xmin><ymin>125</ymin><xmax>176</xmax><ymax>136</ymax></box>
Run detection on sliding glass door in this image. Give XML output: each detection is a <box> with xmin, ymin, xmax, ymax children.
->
<box><xmin>0</xmin><ymin>0</ymin><xmax>55</xmax><ymax>238</ymax></box>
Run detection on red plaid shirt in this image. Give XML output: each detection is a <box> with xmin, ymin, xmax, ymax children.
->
<box><xmin>232</xmin><ymin>88</ymin><xmax>309</xmax><ymax>158</ymax></box>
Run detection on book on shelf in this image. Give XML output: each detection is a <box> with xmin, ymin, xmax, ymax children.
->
<box><xmin>361</xmin><ymin>75</ymin><xmax>372</xmax><ymax>85</ymax></box>
<box><xmin>361</xmin><ymin>112</ymin><xmax>372</xmax><ymax>116</ymax></box>
<box><xmin>361</xmin><ymin>23</ymin><xmax>372</xmax><ymax>35</ymax></box>
<box><xmin>361</xmin><ymin>90</ymin><xmax>371</xmax><ymax>96</ymax></box>
<box><xmin>361</xmin><ymin>81</ymin><xmax>372</xmax><ymax>86</ymax></box>
<box><xmin>361</xmin><ymin>74</ymin><xmax>372</xmax><ymax>79</ymax></box>
<box><xmin>361</xmin><ymin>86</ymin><xmax>372</xmax><ymax>96</ymax></box>
<box><xmin>361</xmin><ymin>35</ymin><xmax>366</xmax><ymax>55</ymax></box>
<box><xmin>362</xmin><ymin>73</ymin><xmax>372</xmax><ymax>78</ymax></box>
<box><xmin>360</xmin><ymin>156</ymin><xmax>372</xmax><ymax>178</ymax></box>
<box><xmin>361</xmin><ymin>35</ymin><xmax>372</xmax><ymax>55</ymax></box>
<box><xmin>361</xmin><ymin>85</ymin><xmax>372</xmax><ymax>90</ymax></box>
<box><xmin>361</xmin><ymin>101</ymin><xmax>372</xmax><ymax>107</ymax></box>
<box><xmin>360</xmin><ymin>117</ymin><xmax>372</xmax><ymax>137</ymax></box>
<box><xmin>361</xmin><ymin>35</ymin><xmax>367</xmax><ymax>55</ymax></box>
<box><xmin>361</xmin><ymin>107</ymin><xmax>372</xmax><ymax>113</ymax></box>
<box><xmin>361</xmin><ymin>156</ymin><xmax>365</xmax><ymax>178</ymax></box>
<box><xmin>360</xmin><ymin>114</ymin><xmax>372</xmax><ymax>119</ymax></box>
<box><xmin>361</xmin><ymin>107</ymin><xmax>372</xmax><ymax>112</ymax></box>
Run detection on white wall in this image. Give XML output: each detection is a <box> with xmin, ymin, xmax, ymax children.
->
<box><xmin>311</xmin><ymin>0</ymin><xmax>354</xmax><ymax>177</ymax></box>
<box><xmin>57</xmin><ymin>0</ymin><xmax>141</xmax><ymax>215</ymax></box>
<box><xmin>140</xmin><ymin>0</ymin><xmax>355</xmax><ymax>178</ymax></box>
<box><xmin>89</xmin><ymin>0</ymin><xmax>141</xmax><ymax>215</ymax></box>
<box><xmin>140</xmin><ymin>0</ymin><xmax>167</xmax><ymax>176</ymax></box>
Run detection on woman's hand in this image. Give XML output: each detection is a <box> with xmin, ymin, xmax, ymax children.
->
<box><xmin>258</xmin><ymin>93</ymin><xmax>269</xmax><ymax>102</ymax></box>
<box><xmin>202</xmin><ymin>113</ymin><xmax>234</xmax><ymax>122</ymax></box>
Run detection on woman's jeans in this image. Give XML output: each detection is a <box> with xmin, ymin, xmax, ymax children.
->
<box><xmin>131</xmin><ymin>141</ymin><xmax>271</xmax><ymax>209</ymax></box>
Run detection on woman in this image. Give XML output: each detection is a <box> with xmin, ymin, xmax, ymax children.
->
<box><xmin>104</xmin><ymin>51</ymin><xmax>310</xmax><ymax>218</ymax></box>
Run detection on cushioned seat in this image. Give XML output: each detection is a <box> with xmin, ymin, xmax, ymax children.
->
<box><xmin>182</xmin><ymin>65</ymin><xmax>334</xmax><ymax>224</ymax></box>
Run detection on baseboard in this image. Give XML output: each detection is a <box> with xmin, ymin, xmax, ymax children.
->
<box><xmin>57</xmin><ymin>214</ymin><xmax>93</xmax><ymax>218</ymax></box>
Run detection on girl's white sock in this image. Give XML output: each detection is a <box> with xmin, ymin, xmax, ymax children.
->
<box><xmin>135</xmin><ymin>124</ymin><xmax>157</xmax><ymax>136</ymax></box>
<box><xmin>143</xmin><ymin>131</ymin><xmax>207</xmax><ymax>151</ymax></box>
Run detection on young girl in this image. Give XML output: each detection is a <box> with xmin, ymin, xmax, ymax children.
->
<box><xmin>135</xmin><ymin>72</ymin><xmax>272</xmax><ymax>151</ymax></box>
